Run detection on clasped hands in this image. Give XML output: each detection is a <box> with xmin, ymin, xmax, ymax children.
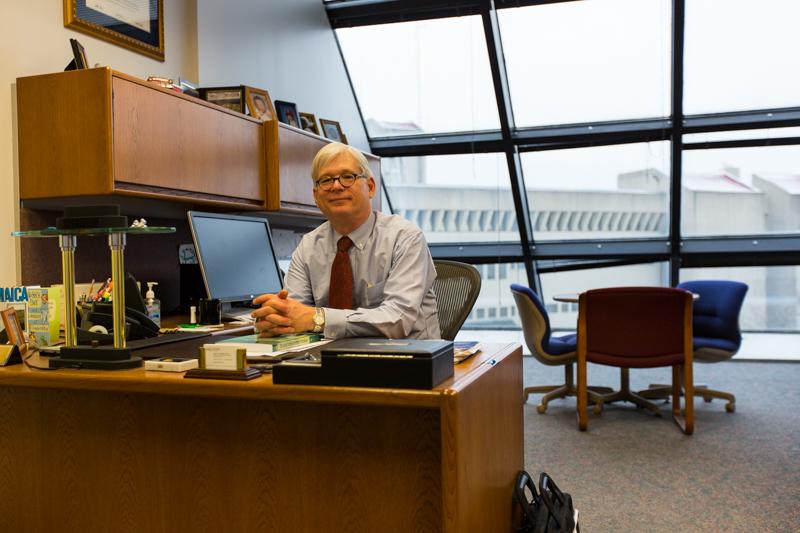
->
<box><xmin>251</xmin><ymin>289</ymin><xmax>315</xmax><ymax>337</ymax></box>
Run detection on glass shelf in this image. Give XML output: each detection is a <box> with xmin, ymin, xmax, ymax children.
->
<box><xmin>12</xmin><ymin>226</ymin><xmax>175</xmax><ymax>238</ymax></box>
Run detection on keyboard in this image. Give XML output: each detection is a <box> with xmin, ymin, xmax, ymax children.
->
<box><xmin>126</xmin><ymin>331</ymin><xmax>210</xmax><ymax>350</ymax></box>
<box><xmin>223</xmin><ymin>306</ymin><xmax>257</xmax><ymax>323</ymax></box>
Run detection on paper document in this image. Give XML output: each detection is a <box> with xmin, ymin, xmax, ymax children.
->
<box><xmin>453</xmin><ymin>341</ymin><xmax>482</xmax><ymax>364</ymax></box>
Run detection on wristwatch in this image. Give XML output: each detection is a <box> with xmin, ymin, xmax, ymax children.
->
<box><xmin>312</xmin><ymin>307</ymin><xmax>325</xmax><ymax>333</ymax></box>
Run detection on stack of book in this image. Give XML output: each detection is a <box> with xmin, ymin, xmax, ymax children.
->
<box><xmin>220</xmin><ymin>333</ymin><xmax>325</xmax><ymax>361</ymax></box>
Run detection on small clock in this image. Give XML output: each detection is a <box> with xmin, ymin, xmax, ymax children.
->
<box><xmin>179</xmin><ymin>243</ymin><xmax>197</xmax><ymax>264</ymax></box>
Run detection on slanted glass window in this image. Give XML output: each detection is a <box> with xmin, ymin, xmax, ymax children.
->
<box><xmin>499</xmin><ymin>0</ymin><xmax>671</xmax><ymax>127</ymax></box>
<box><xmin>539</xmin><ymin>262</ymin><xmax>669</xmax><ymax>330</ymax></box>
<box><xmin>336</xmin><ymin>17</ymin><xmax>500</xmax><ymax>137</ymax></box>
<box><xmin>464</xmin><ymin>262</ymin><xmax>527</xmax><ymax>329</ymax></box>
<box><xmin>681</xmin><ymin>145</ymin><xmax>800</xmax><ymax>236</ymax></box>
<box><xmin>684</xmin><ymin>0</ymin><xmax>800</xmax><ymax>114</ymax></box>
<box><xmin>382</xmin><ymin>153</ymin><xmax>517</xmax><ymax>243</ymax></box>
<box><xmin>522</xmin><ymin>142</ymin><xmax>671</xmax><ymax>241</ymax></box>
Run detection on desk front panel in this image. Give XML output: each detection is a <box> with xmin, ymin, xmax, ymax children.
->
<box><xmin>0</xmin><ymin>343</ymin><xmax>522</xmax><ymax>532</ymax></box>
<box><xmin>0</xmin><ymin>388</ymin><xmax>442</xmax><ymax>532</ymax></box>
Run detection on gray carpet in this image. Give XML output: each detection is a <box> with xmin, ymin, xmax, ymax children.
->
<box><xmin>522</xmin><ymin>357</ymin><xmax>800</xmax><ymax>532</ymax></box>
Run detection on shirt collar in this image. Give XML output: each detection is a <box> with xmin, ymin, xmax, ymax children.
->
<box><xmin>334</xmin><ymin>211</ymin><xmax>375</xmax><ymax>251</ymax></box>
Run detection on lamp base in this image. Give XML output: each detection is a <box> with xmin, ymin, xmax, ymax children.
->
<box><xmin>49</xmin><ymin>346</ymin><xmax>142</xmax><ymax>370</ymax></box>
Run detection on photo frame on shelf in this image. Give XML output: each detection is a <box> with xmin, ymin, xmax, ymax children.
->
<box><xmin>64</xmin><ymin>0</ymin><xmax>165</xmax><ymax>61</ymax></box>
<box><xmin>178</xmin><ymin>78</ymin><xmax>200</xmax><ymax>98</ymax></box>
<box><xmin>65</xmin><ymin>38</ymin><xmax>89</xmax><ymax>71</ymax></box>
<box><xmin>274</xmin><ymin>100</ymin><xmax>300</xmax><ymax>128</ymax></box>
<box><xmin>319</xmin><ymin>119</ymin><xmax>347</xmax><ymax>144</ymax></box>
<box><xmin>199</xmin><ymin>86</ymin><xmax>245</xmax><ymax>113</ymax></box>
<box><xmin>1</xmin><ymin>307</ymin><xmax>27</xmax><ymax>361</ymax></box>
<box><xmin>299</xmin><ymin>112</ymin><xmax>320</xmax><ymax>135</ymax></box>
<box><xmin>244</xmin><ymin>86</ymin><xmax>276</xmax><ymax>121</ymax></box>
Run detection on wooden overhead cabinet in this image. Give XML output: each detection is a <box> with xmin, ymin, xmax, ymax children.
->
<box><xmin>17</xmin><ymin>68</ymin><xmax>267</xmax><ymax>209</ymax></box>
<box><xmin>267</xmin><ymin>122</ymin><xmax>381</xmax><ymax>215</ymax></box>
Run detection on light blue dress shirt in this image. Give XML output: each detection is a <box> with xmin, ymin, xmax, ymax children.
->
<box><xmin>285</xmin><ymin>211</ymin><xmax>441</xmax><ymax>339</ymax></box>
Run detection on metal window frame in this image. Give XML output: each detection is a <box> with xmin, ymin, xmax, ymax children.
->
<box><xmin>326</xmin><ymin>0</ymin><xmax>800</xmax><ymax>289</ymax></box>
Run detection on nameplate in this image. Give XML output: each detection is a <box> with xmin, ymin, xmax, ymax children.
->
<box><xmin>199</xmin><ymin>344</ymin><xmax>246</xmax><ymax>371</ymax></box>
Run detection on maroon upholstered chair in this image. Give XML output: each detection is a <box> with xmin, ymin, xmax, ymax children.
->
<box><xmin>577</xmin><ymin>287</ymin><xmax>694</xmax><ymax>435</ymax></box>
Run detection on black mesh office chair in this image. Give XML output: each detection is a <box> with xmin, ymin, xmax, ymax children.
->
<box><xmin>432</xmin><ymin>260</ymin><xmax>482</xmax><ymax>341</ymax></box>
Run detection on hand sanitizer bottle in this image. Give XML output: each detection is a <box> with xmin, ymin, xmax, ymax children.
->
<box><xmin>145</xmin><ymin>282</ymin><xmax>161</xmax><ymax>327</ymax></box>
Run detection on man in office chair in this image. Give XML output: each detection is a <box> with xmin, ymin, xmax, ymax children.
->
<box><xmin>252</xmin><ymin>142</ymin><xmax>440</xmax><ymax>339</ymax></box>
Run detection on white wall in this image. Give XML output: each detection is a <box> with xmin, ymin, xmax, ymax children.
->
<box><xmin>196</xmin><ymin>0</ymin><xmax>368</xmax><ymax>151</ymax></box>
<box><xmin>1</xmin><ymin>0</ymin><xmax>366</xmax><ymax>287</ymax></box>
<box><xmin>0</xmin><ymin>0</ymin><xmax>199</xmax><ymax>286</ymax></box>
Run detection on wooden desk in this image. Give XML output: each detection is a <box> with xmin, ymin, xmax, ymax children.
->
<box><xmin>0</xmin><ymin>343</ymin><xmax>522</xmax><ymax>533</ymax></box>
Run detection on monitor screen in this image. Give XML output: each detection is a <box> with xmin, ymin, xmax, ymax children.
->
<box><xmin>187</xmin><ymin>211</ymin><xmax>283</xmax><ymax>304</ymax></box>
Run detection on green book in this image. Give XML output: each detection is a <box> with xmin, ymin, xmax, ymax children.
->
<box><xmin>221</xmin><ymin>333</ymin><xmax>323</xmax><ymax>352</ymax></box>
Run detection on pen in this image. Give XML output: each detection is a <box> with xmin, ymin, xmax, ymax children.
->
<box><xmin>86</xmin><ymin>278</ymin><xmax>95</xmax><ymax>301</ymax></box>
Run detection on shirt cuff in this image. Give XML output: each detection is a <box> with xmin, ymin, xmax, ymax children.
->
<box><xmin>322</xmin><ymin>308</ymin><xmax>348</xmax><ymax>338</ymax></box>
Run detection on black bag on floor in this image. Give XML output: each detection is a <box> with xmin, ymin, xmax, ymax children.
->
<box><xmin>513</xmin><ymin>470</ymin><xmax>578</xmax><ymax>533</ymax></box>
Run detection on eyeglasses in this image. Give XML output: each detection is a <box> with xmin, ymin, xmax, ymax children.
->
<box><xmin>314</xmin><ymin>173</ymin><xmax>366</xmax><ymax>191</ymax></box>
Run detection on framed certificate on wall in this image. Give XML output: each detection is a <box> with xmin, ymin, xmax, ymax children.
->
<box><xmin>64</xmin><ymin>0</ymin><xmax>165</xmax><ymax>61</ymax></box>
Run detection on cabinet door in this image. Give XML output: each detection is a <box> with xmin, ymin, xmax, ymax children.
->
<box><xmin>112</xmin><ymin>77</ymin><xmax>266</xmax><ymax>207</ymax></box>
<box><xmin>17</xmin><ymin>68</ymin><xmax>114</xmax><ymax>199</ymax></box>
<box><xmin>269</xmin><ymin>123</ymin><xmax>381</xmax><ymax>214</ymax></box>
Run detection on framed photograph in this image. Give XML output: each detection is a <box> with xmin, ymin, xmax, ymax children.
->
<box><xmin>1</xmin><ymin>307</ymin><xmax>27</xmax><ymax>357</ymax></box>
<box><xmin>244</xmin><ymin>86</ymin><xmax>276</xmax><ymax>121</ymax></box>
<box><xmin>64</xmin><ymin>0</ymin><xmax>165</xmax><ymax>61</ymax></box>
<box><xmin>299</xmin><ymin>112</ymin><xmax>320</xmax><ymax>135</ymax></box>
<box><xmin>67</xmin><ymin>38</ymin><xmax>89</xmax><ymax>70</ymax></box>
<box><xmin>319</xmin><ymin>119</ymin><xmax>347</xmax><ymax>144</ymax></box>
<box><xmin>178</xmin><ymin>78</ymin><xmax>200</xmax><ymax>98</ymax></box>
<box><xmin>274</xmin><ymin>100</ymin><xmax>300</xmax><ymax>128</ymax></box>
<box><xmin>199</xmin><ymin>86</ymin><xmax>245</xmax><ymax>113</ymax></box>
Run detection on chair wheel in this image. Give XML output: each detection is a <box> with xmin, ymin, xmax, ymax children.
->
<box><xmin>537</xmin><ymin>404</ymin><xmax>547</xmax><ymax>414</ymax></box>
<box><xmin>593</xmin><ymin>404</ymin><xmax>603</xmax><ymax>415</ymax></box>
<box><xmin>725</xmin><ymin>403</ymin><xmax>735</xmax><ymax>413</ymax></box>
<box><xmin>703</xmin><ymin>397</ymin><xmax>713</xmax><ymax>403</ymax></box>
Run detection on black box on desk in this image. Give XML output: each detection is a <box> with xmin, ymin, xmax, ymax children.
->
<box><xmin>272</xmin><ymin>360</ymin><xmax>329</xmax><ymax>386</ymax></box>
<box><xmin>273</xmin><ymin>338</ymin><xmax>454</xmax><ymax>390</ymax></box>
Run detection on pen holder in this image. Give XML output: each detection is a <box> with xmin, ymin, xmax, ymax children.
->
<box><xmin>198</xmin><ymin>298</ymin><xmax>222</xmax><ymax>325</ymax></box>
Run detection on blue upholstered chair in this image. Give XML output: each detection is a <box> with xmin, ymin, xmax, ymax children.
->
<box><xmin>511</xmin><ymin>284</ymin><xmax>611</xmax><ymax>414</ymax></box>
<box><xmin>640</xmin><ymin>280</ymin><xmax>748</xmax><ymax>413</ymax></box>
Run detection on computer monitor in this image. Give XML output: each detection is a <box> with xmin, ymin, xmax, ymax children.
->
<box><xmin>187</xmin><ymin>211</ymin><xmax>283</xmax><ymax>318</ymax></box>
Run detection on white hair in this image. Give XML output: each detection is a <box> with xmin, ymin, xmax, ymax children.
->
<box><xmin>311</xmin><ymin>142</ymin><xmax>371</xmax><ymax>182</ymax></box>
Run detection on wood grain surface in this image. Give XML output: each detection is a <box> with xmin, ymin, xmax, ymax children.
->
<box><xmin>274</xmin><ymin>123</ymin><xmax>323</xmax><ymax>212</ymax></box>
<box><xmin>16</xmin><ymin>68</ymin><xmax>381</xmax><ymax>214</ymax></box>
<box><xmin>16</xmin><ymin>68</ymin><xmax>266</xmax><ymax>208</ymax></box>
<box><xmin>17</xmin><ymin>68</ymin><xmax>113</xmax><ymax>199</ymax></box>
<box><xmin>112</xmin><ymin>77</ymin><xmax>265</xmax><ymax>203</ymax></box>
<box><xmin>0</xmin><ymin>343</ymin><xmax>521</xmax><ymax>532</ymax></box>
<box><xmin>271</xmin><ymin>123</ymin><xmax>382</xmax><ymax>214</ymax></box>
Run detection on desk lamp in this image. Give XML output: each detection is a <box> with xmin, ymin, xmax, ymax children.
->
<box><xmin>13</xmin><ymin>205</ymin><xmax>175</xmax><ymax>369</ymax></box>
